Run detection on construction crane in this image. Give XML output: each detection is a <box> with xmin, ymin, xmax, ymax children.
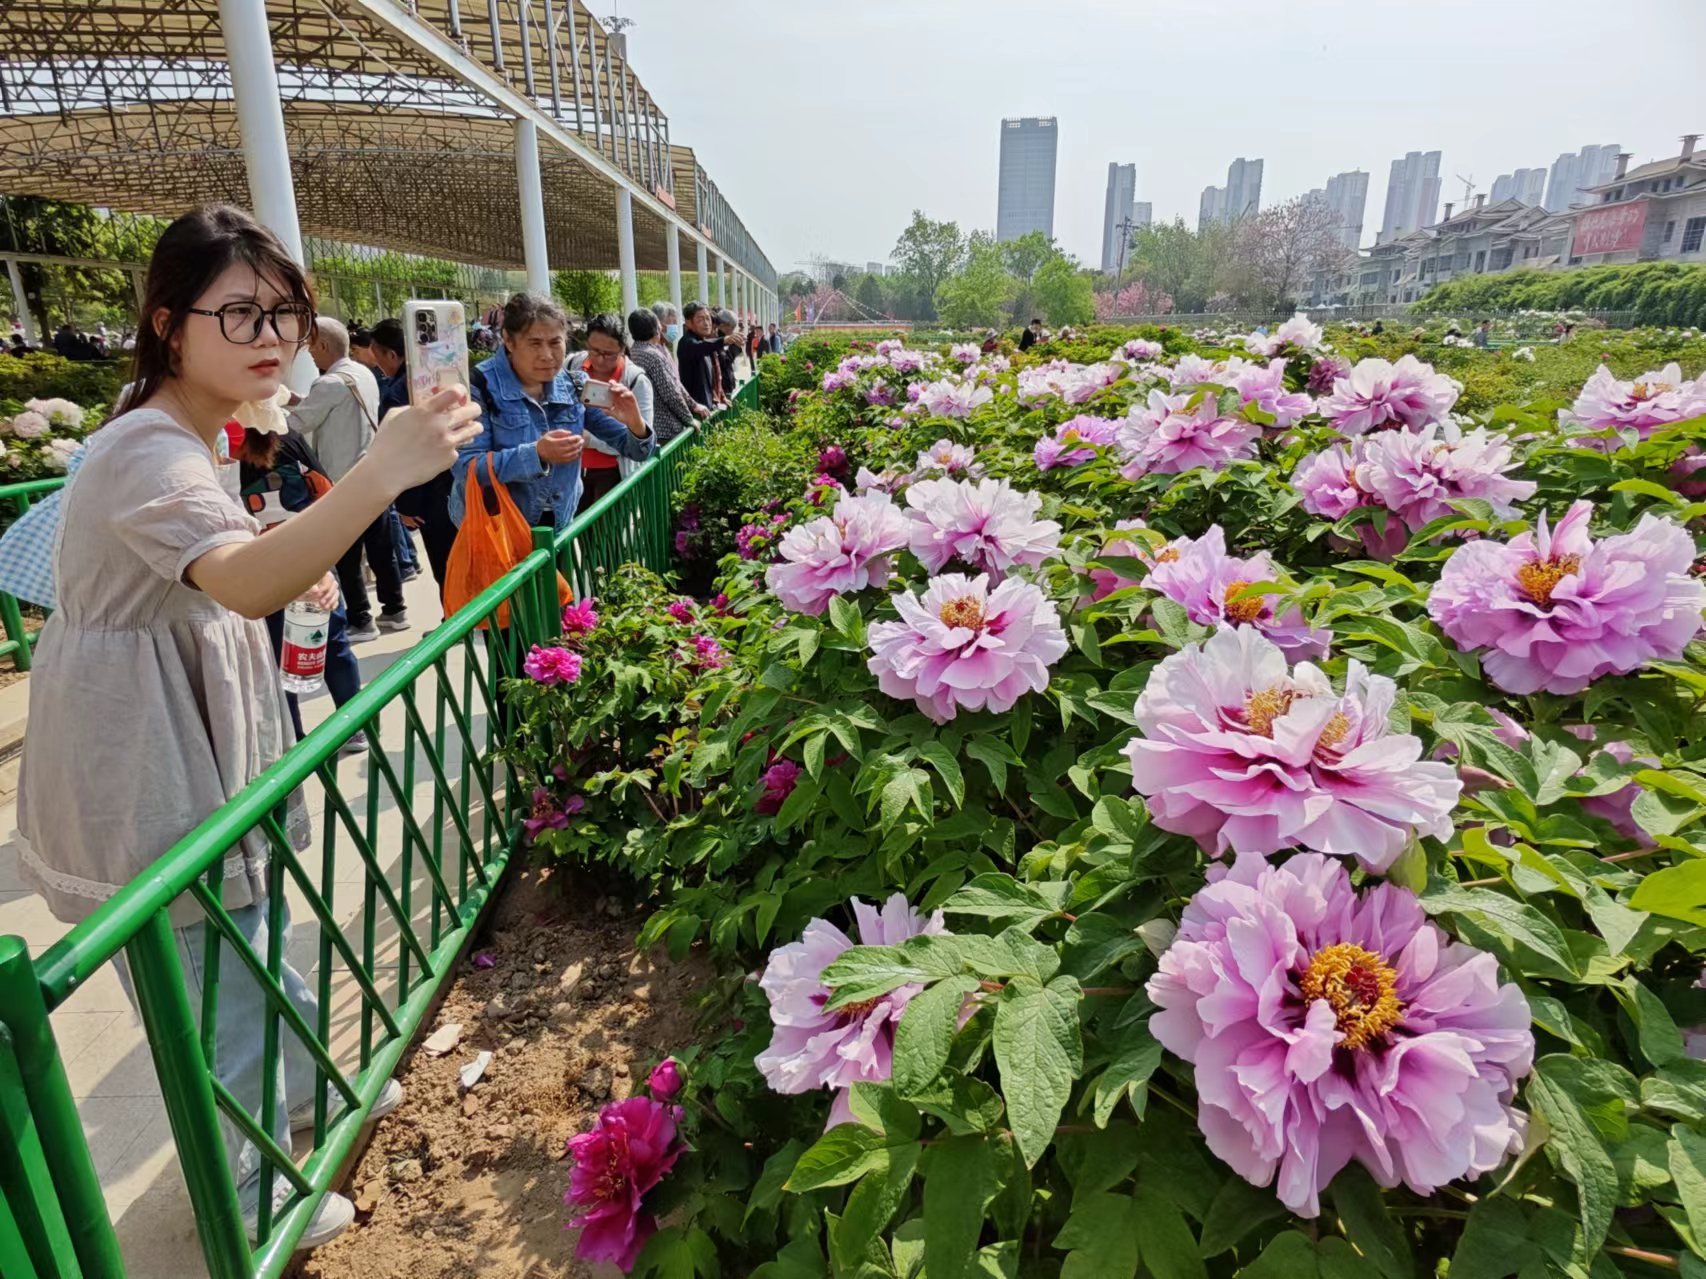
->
<box><xmin>1454</xmin><ymin>173</ymin><xmax>1476</xmax><ymax>206</ymax></box>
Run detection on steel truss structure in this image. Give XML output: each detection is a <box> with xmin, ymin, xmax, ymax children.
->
<box><xmin>0</xmin><ymin>0</ymin><xmax>775</xmax><ymax>287</ymax></box>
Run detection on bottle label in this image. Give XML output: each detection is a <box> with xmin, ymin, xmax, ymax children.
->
<box><xmin>281</xmin><ymin>616</ymin><xmax>329</xmax><ymax>678</ymax></box>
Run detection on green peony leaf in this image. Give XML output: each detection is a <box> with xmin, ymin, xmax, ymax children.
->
<box><xmin>916</xmin><ymin>741</ymin><xmax>965</xmax><ymax>808</ymax></box>
<box><xmin>1527</xmin><ymin>1054</ymin><xmax>1620</xmax><ymax>1259</ymax></box>
<box><xmin>1198</xmin><ymin>1177</ymin><xmax>1287</xmax><ymax>1259</ymax></box>
<box><xmin>1054</xmin><ymin>1190</ymin><xmax>1140</xmax><ymax>1279</ymax></box>
<box><xmin>993</xmin><ymin>974</ymin><xmax>1083</xmax><ymax>1166</ymax></box>
<box><xmin>1670</xmin><ymin>1126</ymin><xmax>1706</xmax><ymax>1258</ymax></box>
<box><xmin>833</xmin><ymin>1143</ymin><xmax>922</xmax><ymax>1273</ymax></box>
<box><xmin>1236</xmin><ymin>1231</ymin><xmax>1366</xmax><ymax>1279</ymax></box>
<box><xmin>1327</xmin><ymin>1166</ymin><xmax>1413</xmax><ymax>1279</ymax></box>
<box><xmin>786</xmin><ymin>1124</ymin><xmax>890</xmax><ymax>1193</ymax></box>
<box><xmin>1132</xmin><ymin>1184</ymin><xmax>1208</xmax><ymax>1279</ymax></box>
<box><xmin>922</xmin><ymin>1136</ymin><xmax>1002</xmax><ymax>1279</ymax></box>
<box><xmin>945</xmin><ymin>873</ymin><xmax>1060</xmax><ymax>928</ymax></box>
<box><xmin>892</xmin><ymin>975</ymin><xmax>980</xmax><ymax>1097</ymax></box>
<box><xmin>1091</xmin><ymin>1018</ymin><xmax>1163</xmax><ymax>1128</ymax></box>
<box><xmin>1629</xmin><ymin>858</ymin><xmax>1706</xmax><ymax>926</ymax></box>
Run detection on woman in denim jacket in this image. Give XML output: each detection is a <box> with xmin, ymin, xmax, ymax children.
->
<box><xmin>450</xmin><ymin>292</ymin><xmax>653</xmax><ymax>534</ymax></box>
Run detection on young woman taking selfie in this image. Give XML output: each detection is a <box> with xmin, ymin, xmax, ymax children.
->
<box><xmin>14</xmin><ymin>204</ymin><xmax>481</xmax><ymax>1248</ymax></box>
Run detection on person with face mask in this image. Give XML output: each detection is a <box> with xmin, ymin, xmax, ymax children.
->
<box><xmin>626</xmin><ymin>307</ymin><xmax>705</xmax><ymax>444</ymax></box>
<box><xmin>15</xmin><ymin>204</ymin><xmax>481</xmax><ymax>1250</ymax></box>
<box><xmin>650</xmin><ymin>300</ymin><xmax>684</xmax><ymax>359</ymax></box>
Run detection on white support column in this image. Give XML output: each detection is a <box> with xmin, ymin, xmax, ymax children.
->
<box><xmin>696</xmin><ymin>242</ymin><xmax>709</xmax><ymax>303</ymax></box>
<box><xmin>666</xmin><ymin>226</ymin><xmax>682</xmax><ymax>314</ymax></box>
<box><xmin>616</xmin><ymin>188</ymin><xmax>638</xmax><ymax>317</ymax></box>
<box><xmin>735</xmin><ymin>273</ymin><xmax>743</xmax><ymax>323</ymax></box>
<box><xmin>7</xmin><ymin>259</ymin><xmax>35</xmax><ymax>345</ymax></box>
<box><xmin>218</xmin><ymin>0</ymin><xmax>313</xmax><ymax>387</ymax></box>
<box><xmin>715</xmin><ymin>256</ymin><xmax>726</xmax><ymax>307</ymax></box>
<box><xmin>515</xmin><ymin>118</ymin><xmax>551</xmax><ymax>295</ymax></box>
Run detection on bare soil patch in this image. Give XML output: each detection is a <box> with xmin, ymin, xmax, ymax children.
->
<box><xmin>297</xmin><ymin>864</ymin><xmax>708</xmax><ymax>1279</ymax></box>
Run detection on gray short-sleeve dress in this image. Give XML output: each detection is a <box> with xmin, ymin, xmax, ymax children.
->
<box><xmin>17</xmin><ymin>408</ymin><xmax>304</xmax><ymax>926</ymax></box>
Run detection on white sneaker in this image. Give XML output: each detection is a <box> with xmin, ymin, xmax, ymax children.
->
<box><xmin>246</xmin><ymin>1190</ymin><xmax>356</xmax><ymax>1251</ymax></box>
<box><xmin>288</xmin><ymin>1078</ymin><xmax>404</xmax><ymax>1134</ymax></box>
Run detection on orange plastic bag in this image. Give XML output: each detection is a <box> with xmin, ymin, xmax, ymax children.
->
<box><xmin>441</xmin><ymin>454</ymin><xmax>572</xmax><ymax>629</ymax></box>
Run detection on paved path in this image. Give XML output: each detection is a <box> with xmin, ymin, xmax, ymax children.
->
<box><xmin>0</xmin><ymin>569</ymin><xmax>490</xmax><ymax>1277</ymax></box>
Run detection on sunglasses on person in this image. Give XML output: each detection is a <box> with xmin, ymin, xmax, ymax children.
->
<box><xmin>186</xmin><ymin>301</ymin><xmax>315</xmax><ymax>344</ymax></box>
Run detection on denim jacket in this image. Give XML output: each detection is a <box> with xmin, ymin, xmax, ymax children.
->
<box><xmin>449</xmin><ymin>345</ymin><xmax>654</xmax><ymax>532</ymax></box>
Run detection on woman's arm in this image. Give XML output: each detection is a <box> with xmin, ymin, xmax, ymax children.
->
<box><xmin>188</xmin><ymin>388</ymin><xmax>479</xmax><ymax>618</ymax></box>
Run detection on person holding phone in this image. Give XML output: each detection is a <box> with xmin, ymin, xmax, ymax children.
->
<box><xmin>568</xmin><ymin>312</ymin><xmax>655</xmax><ymax>513</ymax></box>
<box><xmin>449</xmin><ymin>292</ymin><xmax>653</xmax><ymax>536</ymax></box>
<box><xmin>15</xmin><ymin>204</ymin><xmax>482</xmax><ymax>1250</ymax></box>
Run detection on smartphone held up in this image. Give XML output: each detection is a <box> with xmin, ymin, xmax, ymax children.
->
<box><xmin>402</xmin><ymin>300</ymin><xmax>470</xmax><ymax>406</ymax></box>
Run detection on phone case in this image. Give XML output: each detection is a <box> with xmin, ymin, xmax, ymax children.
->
<box><xmin>402</xmin><ymin>301</ymin><xmax>470</xmax><ymax>407</ymax></box>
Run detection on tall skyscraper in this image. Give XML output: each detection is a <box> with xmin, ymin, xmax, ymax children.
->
<box><xmin>996</xmin><ymin>117</ymin><xmax>1059</xmax><ymax>242</ymax></box>
<box><xmin>1133</xmin><ymin>202</ymin><xmax>1153</xmax><ymax>231</ymax></box>
<box><xmin>1378</xmin><ymin>150</ymin><xmax>1442</xmax><ymax>243</ymax></box>
<box><xmin>1224</xmin><ymin>157</ymin><xmax>1264</xmax><ymax>221</ymax></box>
<box><xmin>1101</xmin><ymin>163</ymin><xmax>1138</xmax><ymax>273</ymax></box>
<box><xmin>1321</xmin><ymin>169</ymin><xmax>1369</xmax><ymax>248</ymax></box>
<box><xmin>1544</xmin><ymin>144</ymin><xmax>1621</xmax><ymax>212</ymax></box>
<box><xmin>1198</xmin><ymin>185</ymin><xmax>1226</xmax><ymax>233</ymax></box>
<box><xmin>1490</xmin><ymin>167</ymin><xmax>1548</xmax><ymax>206</ymax></box>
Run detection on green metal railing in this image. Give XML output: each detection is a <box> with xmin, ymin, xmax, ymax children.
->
<box><xmin>0</xmin><ymin>478</ymin><xmax>68</xmax><ymax>673</ymax></box>
<box><xmin>0</xmin><ymin>376</ymin><xmax>757</xmax><ymax>1279</ymax></box>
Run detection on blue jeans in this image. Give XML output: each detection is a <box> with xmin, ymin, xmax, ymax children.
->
<box><xmin>115</xmin><ymin>897</ymin><xmax>318</xmax><ymax>1216</ymax></box>
<box><xmin>266</xmin><ymin>605</ymin><xmax>363</xmax><ymax>741</ymax></box>
<box><xmin>389</xmin><ymin>508</ymin><xmax>419</xmax><ymax>575</ymax></box>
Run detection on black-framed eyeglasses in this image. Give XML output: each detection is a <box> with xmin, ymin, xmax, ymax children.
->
<box><xmin>186</xmin><ymin>301</ymin><xmax>314</xmax><ymax>345</ymax></box>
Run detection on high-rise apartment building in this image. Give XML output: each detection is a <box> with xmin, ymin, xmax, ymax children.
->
<box><xmin>1490</xmin><ymin>167</ymin><xmax>1548</xmax><ymax>207</ymax></box>
<box><xmin>1133</xmin><ymin>202</ymin><xmax>1153</xmax><ymax>231</ymax></box>
<box><xmin>1101</xmin><ymin>163</ymin><xmax>1137</xmax><ymax>273</ymax></box>
<box><xmin>1544</xmin><ymin>144</ymin><xmax>1622</xmax><ymax>212</ymax></box>
<box><xmin>996</xmin><ymin>117</ymin><xmax>1059</xmax><ymax>242</ymax></box>
<box><xmin>1378</xmin><ymin>150</ymin><xmax>1442</xmax><ymax>243</ymax></box>
<box><xmin>1198</xmin><ymin>185</ymin><xmax>1226</xmax><ymax>233</ymax></box>
<box><xmin>1318</xmin><ymin>170</ymin><xmax>1369</xmax><ymax>249</ymax></box>
<box><xmin>1224</xmin><ymin>157</ymin><xmax>1264</xmax><ymax>221</ymax></box>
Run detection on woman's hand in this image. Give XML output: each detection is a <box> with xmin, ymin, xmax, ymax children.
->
<box><xmin>364</xmin><ymin>386</ymin><xmax>482</xmax><ymax>493</ymax></box>
<box><xmin>305</xmin><ymin>572</ymin><xmax>340</xmax><ymax>612</ymax></box>
<box><xmin>537</xmin><ymin>430</ymin><xmax>583</xmax><ymax>465</ymax></box>
<box><xmin>691</xmin><ymin>403</ymin><xmax>711</xmax><ymax>420</ymax></box>
<box><xmin>606</xmin><ymin>383</ymin><xmax>647</xmax><ymax>434</ymax></box>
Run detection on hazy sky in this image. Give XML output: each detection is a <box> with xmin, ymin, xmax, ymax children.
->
<box><xmin>623</xmin><ymin>0</ymin><xmax>1705</xmax><ymax>276</ymax></box>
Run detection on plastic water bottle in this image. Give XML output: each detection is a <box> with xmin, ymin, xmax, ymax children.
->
<box><xmin>280</xmin><ymin>599</ymin><xmax>329</xmax><ymax>694</ymax></box>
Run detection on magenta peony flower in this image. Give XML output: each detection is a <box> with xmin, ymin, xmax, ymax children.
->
<box><xmin>864</xmin><ymin>382</ymin><xmax>895</xmax><ymax>407</ymax></box>
<box><xmin>1559</xmin><ymin>362</ymin><xmax>1706</xmax><ymax>438</ymax></box>
<box><xmin>765</xmin><ymin>491</ymin><xmax>910</xmax><ymax>615</ymax></box>
<box><xmin>818</xmin><ymin>444</ymin><xmax>848</xmax><ymax>473</ymax></box>
<box><xmin>524</xmin><ymin>644</ymin><xmax>582</xmax><ymax>685</ymax></box>
<box><xmin>523</xmin><ymin>786</ymin><xmax>572</xmax><ymax>838</ymax></box>
<box><xmin>1144</xmin><ymin>526</ymin><xmax>1330</xmax><ymax>661</ymax></box>
<box><xmin>755</xmin><ymin>758</ymin><xmax>801</xmax><ymax>815</ymax></box>
<box><xmin>1306</xmin><ymin>353</ymin><xmax>1352</xmax><ymax>396</ymax></box>
<box><xmin>755</xmin><ymin>893</ymin><xmax>948</xmax><ymax>1125</ymax></box>
<box><xmin>646</xmin><ymin>1058</ymin><xmax>683</xmax><ymax>1102</ymax></box>
<box><xmin>561</xmin><ymin>597</ymin><xmax>599</xmax><ymax>639</ymax></box>
<box><xmin>665</xmin><ymin>599</ymin><xmax>694</xmax><ymax>624</ymax></box>
<box><xmin>565</xmin><ymin>1096</ymin><xmax>686</xmax><ymax>1271</ymax></box>
<box><xmin>1319</xmin><ymin>355</ymin><xmax>1460</xmax><ymax>434</ymax></box>
<box><xmin>1147</xmin><ymin>852</ymin><xmax>1533</xmax><ymax>1218</ymax></box>
<box><xmin>689</xmin><ymin>634</ymin><xmax>727</xmax><ymax>670</ymax></box>
<box><xmin>1428</xmin><ymin>500</ymin><xmax>1706</xmax><ymax>694</ymax></box>
<box><xmin>1225</xmin><ymin>358</ymin><xmax>1315</xmax><ymax>429</ymax></box>
<box><xmin>915</xmin><ymin>438</ymin><xmax>977</xmax><ymax>476</ymax></box>
<box><xmin>1033</xmin><ymin>415</ymin><xmax>1120</xmax><ymax>471</ymax></box>
<box><xmin>903</xmin><ymin>477</ymin><xmax>1062</xmax><ymax>580</ymax></box>
<box><xmin>1116</xmin><ymin>389</ymin><xmax>1262</xmax><ymax>478</ymax></box>
<box><xmin>1124</xmin><ymin>626</ymin><xmax>1461</xmax><ymax>870</ymax></box>
<box><xmin>867</xmin><ymin>572</ymin><xmax>1068</xmax><ymax>723</ymax></box>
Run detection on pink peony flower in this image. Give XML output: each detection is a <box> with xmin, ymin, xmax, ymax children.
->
<box><xmin>755</xmin><ymin>893</ymin><xmax>948</xmax><ymax>1125</ymax></box>
<box><xmin>915</xmin><ymin>438</ymin><xmax>977</xmax><ymax>476</ymax></box>
<box><xmin>1163</xmin><ymin>354</ymin><xmax>1229</xmax><ymax>387</ymax></box>
<box><xmin>916</xmin><ymin>378</ymin><xmax>992</xmax><ymax>419</ymax></box>
<box><xmin>565</xmin><ymin>1096</ymin><xmax>686</xmax><ymax>1271</ymax></box>
<box><xmin>523</xmin><ymin>786</ymin><xmax>571</xmax><ymax>838</ymax></box>
<box><xmin>1061</xmin><ymin>362</ymin><xmax>1124</xmax><ymax>404</ymax></box>
<box><xmin>950</xmin><ymin>343</ymin><xmax>981</xmax><ymax>364</ymax></box>
<box><xmin>755</xmin><ymin>758</ymin><xmax>801</xmax><ymax>815</ymax></box>
<box><xmin>647</xmin><ymin>1058</ymin><xmax>683</xmax><ymax>1102</ymax></box>
<box><xmin>903</xmin><ymin>477</ymin><xmax>1062</xmax><ymax>580</ymax></box>
<box><xmin>1117</xmin><ymin>389</ymin><xmax>1262</xmax><ymax>478</ymax></box>
<box><xmin>867</xmin><ymin>573</ymin><xmax>1068</xmax><ymax>723</ymax></box>
<box><xmin>1427</xmin><ymin>500</ymin><xmax>1706</xmax><ymax>694</ymax></box>
<box><xmin>856</xmin><ymin>465</ymin><xmax>909</xmax><ymax>495</ymax></box>
<box><xmin>864</xmin><ymin>382</ymin><xmax>895</xmax><ymax>407</ymax></box>
<box><xmin>1124</xmin><ymin>626</ymin><xmax>1461</xmax><ymax>870</ymax></box>
<box><xmin>1147</xmin><ymin>852</ymin><xmax>1533</xmax><ymax>1218</ymax></box>
<box><xmin>1087</xmin><ymin>518</ymin><xmax>1150</xmax><ymax>602</ymax></box>
<box><xmin>561</xmin><ymin>597</ymin><xmax>599</xmax><ymax>638</ymax></box>
<box><xmin>1122</xmin><ymin>338</ymin><xmax>1164</xmax><ymax>361</ymax></box>
<box><xmin>1559</xmin><ymin>362</ymin><xmax>1706</xmax><ymax>438</ymax></box>
<box><xmin>1242</xmin><ymin>314</ymin><xmax>1326</xmax><ymax>359</ymax></box>
<box><xmin>1319</xmin><ymin>355</ymin><xmax>1460</xmax><ymax>435</ymax></box>
<box><xmin>821</xmin><ymin>371</ymin><xmax>855</xmax><ymax>393</ymax></box>
<box><xmin>765</xmin><ymin>491</ymin><xmax>910</xmax><ymax>615</ymax></box>
<box><xmin>1144</xmin><ymin>526</ymin><xmax>1330</xmax><ymax>661</ymax></box>
<box><xmin>1033</xmin><ymin>415</ymin><xmax>1120</xmax><ymax>471</ymax></box>
<box><xmin>1306</xmin><ymin>354</ymin><xmax>1352</xmax><ymax>395</ymax></box>
<box><xmin>1225</xmin><ymin>358</ymin><xmax>1315</xmax><ymax>429</ymax></box>
<box><xmin>524</xmin><ymin>645</ymin><xmax>582</xmax><ymax>685</ymax></box>
<box><xmin>1292</xmin><ymin>440</ymin><xmax>1369</xmax><ymax>521</ymax></box>
<box><xmin>1354</xmin><ymin>423</ymin><xmax>1535</xmax><ymax>533</ymax></box>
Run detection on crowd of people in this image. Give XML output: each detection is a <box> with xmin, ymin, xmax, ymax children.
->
<box><xmin>5</xmin><ymin>201</ymin><xmax>784</xmax><ymax>1255</ymax></box>
<box><xmin>6</xmin><ymin>317</ymin><xmax>136</xmax><ymax>359</ymax></box>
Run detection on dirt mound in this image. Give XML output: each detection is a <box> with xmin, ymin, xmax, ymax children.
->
<box><xmin>297</xmin><ymin>865</ymin><xmax>707</xmax><ymax>1279</ymax></box>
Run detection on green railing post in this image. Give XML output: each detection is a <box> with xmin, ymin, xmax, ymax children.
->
<box><xmin>124</xmin><ymin>913</ymin><xmax>253</xmax><ymax>1279</ymax></box>
<box><xmin>532</xmin><ymin>526</ymin><xmax>560</xmax><ymax>642</ymax></box>
<box><xmin>0</xmin><ymin>936</ymin><xmax>126</xmax><ymax>1279</ymax></box>
<box><xmin>0</xmin><ymin>590</ymin><xmax>31</xmax><ymax>672</ymax></box>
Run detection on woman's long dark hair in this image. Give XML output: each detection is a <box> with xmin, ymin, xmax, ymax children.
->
<box><xmin>118</xmin><ymin>204</ymin><xmax>316</xmax><ymax>416</ymax></box>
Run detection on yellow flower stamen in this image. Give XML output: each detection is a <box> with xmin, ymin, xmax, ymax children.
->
<box><xmin>1223</xmin><ymin>580</ymin><xmax>1267</xmax><ymax>625</ymax></box>
<box><xmin>1317</xmin><ymin>712</ymin><xmax>1351</xmax><ymax>751</ymax></box>
<box><xmin>1515</xmin><ymin>555</ymin><xmax>1581</xmax><ymax>607</ymax></box>
<box><xmin>1244</xmin><ymin>685</ymin><xmax>1296</xmax><ymax>737</ymax></box>
<box><xmin>1153</xmin><ymin>546</ymin><xmax>1181</xmax><ymax>563</ymax></box>
<box><xmin>1299</xmin><ymin>942</ymin><xmax>1404</xmax><ymax>1051</ymax></box>
<box><xmin>938</xmin><ymin>596</ymin><xmax>986</xmax><ymax>631</ymax></box>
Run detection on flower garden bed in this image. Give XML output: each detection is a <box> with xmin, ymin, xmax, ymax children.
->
<box><xmin>344</xmin><ymin>318</ymin><xmax>1706</xmax><ymax>1278</ymax></box>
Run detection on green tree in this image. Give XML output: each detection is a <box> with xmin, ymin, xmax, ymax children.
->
<box><xmin>891</xmin><ymin>211</ymin><xmax>967</xmax><ymax>321</ymax></box>
<box><xmin>1001</xmin><ymin>230</ymin><xmax>1060</xmax><ymax>284</ymax></box>
<box><xmin>1127</xmin><ymin>219</ymin><xmax>1210</xmax><ymax>311</ymax></box>
<box><xmin>553</xmin><ymin>269</ymin><xmax>621</xmax><ymax>320</ymax></box>
<box><xmin>0</xmin><ymin>197</ymin><xmax>166</xmax><ymax>335</ymax></box>
<box><xmin>935</xmin><ymin>239</ymin><xmax>1017</xmax><ymax>329</ymax></box>
<box><xmin>855</xmin><ymin>273</ymin><xmax>887</xmax><ymax>316</ymax></box>
<box><xmin>1031</xmin><ymin>256</ymin><xmax>1095</xmax><ymax>325</ymax></box>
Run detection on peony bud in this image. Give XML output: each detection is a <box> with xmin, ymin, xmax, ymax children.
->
<box><xmin>647</xmin><ymin>1057</ymin><xmax>683</xmax><ymax>1102</ymax></box>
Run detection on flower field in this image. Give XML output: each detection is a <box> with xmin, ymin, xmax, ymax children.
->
<box><xmin>506</xmin><ymin>318</ymin><xmax>1706</xmax><ymax>1278</ymax></box>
